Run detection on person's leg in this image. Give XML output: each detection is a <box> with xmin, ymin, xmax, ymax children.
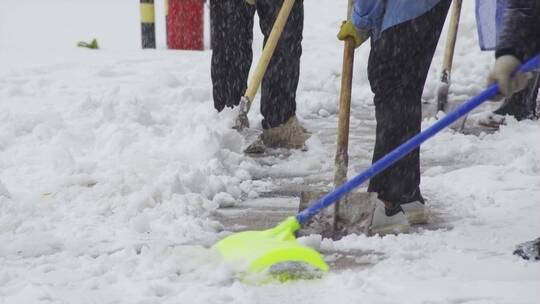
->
<box><xmin>367</xmin><ymin>0</ymin><xmax>450</xmax><ymax>205</ymax></box>
<box><xmin>493</xmin><ymin>71</ymin><xmax>540</xmax><ymax>120</ymax></box>
<box><xmin>210</xmin><ymin>0</ymin><xmax>255</xmax><ymax>112</ymax></box>
<box><xmin>256</xmin><ymin>0</ymin><xmax>303</xmax><ymax>129</ymax></box>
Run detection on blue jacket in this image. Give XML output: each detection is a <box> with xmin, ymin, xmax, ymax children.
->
<box><xmin>352</xmin><ymin>0</ymin><xmax>441</xmax><ymax>40</ymax></box>
<box><xmin>476</xmin><ymin>0</ymin><xmax>506</xmax><ymax>51</ymax></box>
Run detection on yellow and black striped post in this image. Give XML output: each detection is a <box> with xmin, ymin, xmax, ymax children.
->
<box><xmin>140</xmin><ymin>0</ymin><xmax>156</xmax><ymax>48</ymax></box>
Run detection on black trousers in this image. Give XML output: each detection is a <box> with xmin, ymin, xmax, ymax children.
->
<box><xmin>367</xmin><ymin>0</ymin><xmax>451</xmax><ymax>204</ymax></box>
<box><xmin>494</xmin><ymin>72</ymin><xmax>539</xmax><ymax>120</ymax></box>
<box><xmin>210</xmin><ymin>0</ymin><xmax>303</xmax><ymax>129</ymax></box>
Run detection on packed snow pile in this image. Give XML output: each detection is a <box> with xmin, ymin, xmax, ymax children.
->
<box><xmin>0</xmin><ymin>49</ymin><xmax>275</xmax><ymax>244</ymax></box>
<box><xmin>1</xmin><ymin>0</ymin><xmax>539</xmax><ymax>303</ymax></box>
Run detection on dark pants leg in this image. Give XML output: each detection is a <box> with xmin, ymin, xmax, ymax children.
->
<box><xmin>256</xmin><ymin>0</ymin><xmax>303</xmax><ymax>129</ymax></box>
<box><xmin>210</xmin><ymin>0</ymin><xmax>255</xmax><ymax>112</ymax></box>
<box><xmin>367</xmin><ymin>0</ymin><xmax>450</xmax><ymax>204</ymax></box>
<box><xmin>494</xmin><ymin>72</ymin><xmax>540</xmax><ymax>120</ymax></box>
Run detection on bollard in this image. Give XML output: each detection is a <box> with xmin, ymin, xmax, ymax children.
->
<box><xmin>140</xmin><ymin>0</ymin><xmax>156</xmax><ymax>48</ymax></box>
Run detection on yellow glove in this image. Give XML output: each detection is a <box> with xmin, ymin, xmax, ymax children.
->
<box><xmin>337</xmin><ymin>20</ymin><xmax>368</xmax><ymax>48</ymax></box>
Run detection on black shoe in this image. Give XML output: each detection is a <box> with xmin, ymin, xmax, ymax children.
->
<box><xmin>513</xmin><ymin>238</ymin><xmax>540</xmax><ymax>261</ymax></box>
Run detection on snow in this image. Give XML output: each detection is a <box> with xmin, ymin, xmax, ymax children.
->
<box><xmin>1</xmin><ymin>0</ymin><xmax>539</xmax><ymax>303</ymax></box>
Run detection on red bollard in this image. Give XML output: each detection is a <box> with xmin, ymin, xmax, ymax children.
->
<box><xmin>166</xmin><ymin>0</ymin><xmax>204</xmax><ymax>50</ymax></box>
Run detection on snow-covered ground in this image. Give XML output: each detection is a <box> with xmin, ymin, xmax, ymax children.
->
<box><xmin>1</xmin><ymin>0</ymin><xmax>539</xmax><ymax>303</ymax></box>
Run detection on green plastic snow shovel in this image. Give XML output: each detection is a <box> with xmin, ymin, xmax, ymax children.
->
<box><xmin>216</xmin><ymin>217</ymin><xmax>328</xmax><ymax>275</ymax></box>
<box><xmin>215</xmin><ymin>55</ymin><xmax>540</xmax><ymax>278</ymax></box>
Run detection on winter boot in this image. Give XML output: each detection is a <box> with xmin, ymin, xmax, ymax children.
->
<box><xmin>513</xmin><ymin>237</ymin><xmax>540</xmax><ymax>261</ymax></box>
<box><xmin>370</xmin><ymin>199</ymin><xmax>410</xmax><ymax>235</ymax></box>
<box><xmin>493</xmin><ymin>78</ymin><xmax>539</xmax><ymax>121</ymax></box>
<box><xmin>261</xmin><ymin>115</ymin><xmax>311</xmax><ymax>148</ymax></box>
<box><xmin>244</xmin><ymin>116</ymin><xmax>311</xmax><ymax>153</ymax></box>
<box><xmin>401</xmin><ymin>199</ymin><xmax>428</xmax><ymax>225</ymax></box>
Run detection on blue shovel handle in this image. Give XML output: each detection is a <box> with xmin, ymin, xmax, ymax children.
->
<box><xmin>297</xmin><ymin>54</ymin><xmax>540</xmax><ymax>225</ymax></box>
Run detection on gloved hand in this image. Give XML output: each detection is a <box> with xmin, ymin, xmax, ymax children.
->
<box><xmin>487</xmin><ymin>55</ymin><xmax>532</xmax><ymax>98</ymax></box>
<box><xmin>245</xmin><ymin>0</ymin><xmax>255</xmax><ymax>5</ymax></box>
<box><xmin>337</xmin><ymin>20</ymin><xmax>369</xmax><ymax>48</ymax></box>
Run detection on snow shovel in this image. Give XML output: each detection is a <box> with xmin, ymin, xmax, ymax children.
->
<box><xmin>215</xmin><ymin>55</ymin><xmax>539</xmax><ymax>278</ymax></box>
<box><xmin>233</xmin><ymin>0</ymin><xmax>296</xmax><ymax>131</ymax></box>
<box><xmin>298</xmin><ymin>0</ymin><xmax>374</xmax><ymax>240</ymax></box>
<box><xmin>436</xmin><ymin>0</ymin><xmax>463</xmax><ymax>112</ymax></box>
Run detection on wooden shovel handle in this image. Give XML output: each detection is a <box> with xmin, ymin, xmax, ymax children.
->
<box><xmin>334</xmin><ymin>39</ymin><xmax>355</xmax><ymax>186</ymax></box>
<box><xmin>442</xmin><ymin>0</ymin><xmax>462</xmax><ymax>74</ymax></box>
<box><xmin>334</xmin><ymin>0</ymin><xmax>355</xmax><ymax>187</ymax></box>
<box><xmin>244</xmin><ymin>0</ymin><xmax>296</xmax><ymax>102</ymax></box>
<box><xmin>332</xmin><ymin>0</ymin><xmax>356</xmax><ymax>232</ymax></box>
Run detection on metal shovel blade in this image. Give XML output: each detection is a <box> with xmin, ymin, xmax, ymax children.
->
<box><xmin>297</xmin><ymin>191</ymin><xmax>376</xmax><ymax>239</ymax></box>
<box><xmin>233</xmin><ymin>97</ymin><xmax>251</xmax><ymax>131</ymax></box>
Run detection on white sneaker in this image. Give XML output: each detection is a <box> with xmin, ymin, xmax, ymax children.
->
<box><xmin>470</xmin><ymin>111</ymin><xmax>506</xmax><ymax>129</ymax></box>
<box><xmin>401</xmin><ymin>201</ymin><xmax>428</xmax><ymax>225</ymax></box>
<box><xmin>371</xmin><ymin>200</ymin><xmax>410</xmax><ymax>235</ymax></box>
